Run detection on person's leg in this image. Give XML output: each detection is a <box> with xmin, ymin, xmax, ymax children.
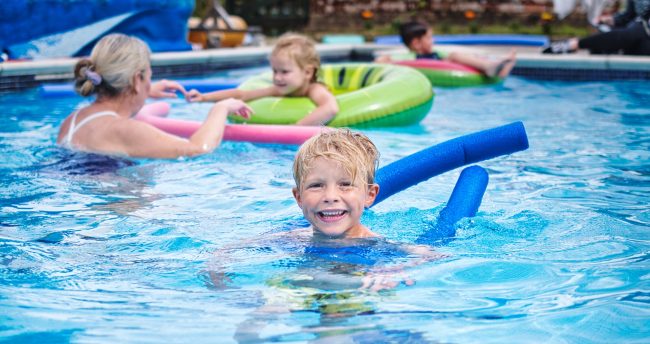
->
<box><xmin>621</xmin><ymin>21</ymin><xmax>650</xmax><ymax>55</ymax></box>
<box><xmin>579</xmin><ymin>21</ymin><xmax>647</xmax><ymax>54</ymax></box>
<box><xmin>627</xmin><ymin>36</ymin><xmax>650</xmax><ymax>55</ymax></box>
<box><xmin>447</xmin><ymin>49</ymin><xmax>517</xmax><ymax>78</ymax></box>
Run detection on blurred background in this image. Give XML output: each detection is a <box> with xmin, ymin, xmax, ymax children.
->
<box><xmin>193</xmin><ymin>0</ymin><xmax>619</xmax><ymax>40</ymax></box>
<box><xmin>0</xmin><ymin>0</ymin><xmax>620</xmax><ymax>59</ymax></box>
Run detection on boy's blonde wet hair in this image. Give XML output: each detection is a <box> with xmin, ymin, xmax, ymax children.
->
<box><xmin>74</xmin><ymin>33</ymin><xmax>151</xmax><ymax>98</ymax></box>
<box><xmin>271</xmin><ymin>33</ymin><xmax>320</xmax><ymax>83</ymax></box>
<box><xmin>293</xmin><ymin>129</ymin><xmax>379</xmax><ymax>190</ymax></box>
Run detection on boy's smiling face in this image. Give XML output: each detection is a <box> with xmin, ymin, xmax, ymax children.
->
<box><xmin>293</xmin><ymin>157</ymin><xmax>379</xmax><ymax>239</ymax></box>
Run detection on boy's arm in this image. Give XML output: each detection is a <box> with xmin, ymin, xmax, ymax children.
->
<box><xmin>187</xmin><ymin>86</ymin><xmax>279</xmax><ymax>103</ymax></box>
<box><xmin>358</xmin><ymin>243</ymin><xmax>446</xmax><ymax>291</ymax></box>
<box><xmin>206</xmin><ymin>229</ymin><xmax>306</xmax><ymax>289</ymax></box>
<box><xmin>295</xmin><ymin>84</ymin><xmax>339</xmax><ymax>126</ymax></box>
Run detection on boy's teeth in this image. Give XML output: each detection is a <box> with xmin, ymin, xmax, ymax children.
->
<box><xmin>321</xmin><ymin>210</ymin><xmax>344</xmax><ymax>216</ymax></box>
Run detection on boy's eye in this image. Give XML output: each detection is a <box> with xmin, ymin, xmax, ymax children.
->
<box><xmin>339</xmin><ymin>181</ymin><xmax>354</xmax><ymax>189</ymax></box>
<box><xmin>307</xmin><ymin>182</ymin><xmax>323</xmax><ymax>189</ymax></box>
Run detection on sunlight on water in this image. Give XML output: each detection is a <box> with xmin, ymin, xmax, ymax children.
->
<box><xmin>0</xmin><ymin>71</ymin><xmax>648</xmax><ymax>343</ymax></box>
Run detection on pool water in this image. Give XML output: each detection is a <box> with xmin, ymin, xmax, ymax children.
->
<box><xmin>0</xmin><ymin>71</ymin><xmax>648</xmax><ymax>343</ymax></box>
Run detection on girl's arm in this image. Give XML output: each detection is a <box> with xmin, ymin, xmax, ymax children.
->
<box><xmin>111</xmin><ymin>98</ymin><xmax>251</xmax><ymax>158</ymax></box>
<box><xmin>186</xmin><ymin>86</ymin><xmax>279</xmax><ymax>103</ymax></box>
<box><xmin>295</xmin><ymin>84</ymin><xmax>339</xmax><ymax>126</ymax></box>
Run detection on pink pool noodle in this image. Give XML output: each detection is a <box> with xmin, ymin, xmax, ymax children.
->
<box><xmin>135</xmin><ymin>102</ymin><xmax>321</xmax><ymax>145</ymax></box>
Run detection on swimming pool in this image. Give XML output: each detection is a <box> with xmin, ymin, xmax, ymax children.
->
<box><xmin>0</xmin><ymin>70</ymin><xmax>648</xmax><ymax>342</ymax></box>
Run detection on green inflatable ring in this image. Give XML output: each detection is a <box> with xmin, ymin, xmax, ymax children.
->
<box><xmin>229</xmin><ymin>63</ymin><xmax>434</xmax><ymax>128</ymax></box>
<box><xmin>386</xmin><ymin>51</ymin><xmax>502</xmax><ymax>87</ymax></box>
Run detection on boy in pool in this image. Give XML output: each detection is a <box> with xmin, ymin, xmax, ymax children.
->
<box><xmin>290</xmin><ymin>129</ymin><xmax>443</xmax><ymax>289</ymax></box>
<box><xmin>187</xmin><ymin>33</ymin><xmax>338</xmax><ymax>126</ymax></box>
<box><xmin>209</xmin><ymin>129</ymin><xmax>443</xmax><ymax>290</ymax></box>
<box><xmin>208</xmin><ymin>129</ymin><xmax>445</xmax><ymax>339</ymax></box>
<box><xmin>291</xmin><ymin>128</ymin><xmax>380</xmax><ymax>240</ymax></box>
<box><xmin>377</xmin><ymin>20</ymin><xmax>517</xmax><ymax>78</ymax></box>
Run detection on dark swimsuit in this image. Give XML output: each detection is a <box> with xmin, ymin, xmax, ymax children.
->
<box><xmin>416</xmin><ymin>52</ymin><xmax>442</xmax><ymax>60</ymax></box>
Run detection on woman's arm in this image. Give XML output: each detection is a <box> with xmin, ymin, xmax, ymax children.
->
<box><xmin>295</xmin><ymin>84</ymin><xmax>339</xmax><ymax>126</ymax></box>
<box><xmin>187</xmin><ymin>86</ymin><xmax>279</xmax><ymax>103</ymax></box>
<box><xmin>149</xmin><ymin>79</ymin><xmax>188</xmax><ymax>98</ymax></box>
<box><xmin>112</xmin><ymin>99</ymin><xmax>251</xmax><ymax>158</ymax></box>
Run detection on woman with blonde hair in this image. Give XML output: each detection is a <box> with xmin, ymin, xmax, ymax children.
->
<box><xmin>57</xmin><ymin>33</ymin><xmax>251</xmax><ymax>158</ymax></box>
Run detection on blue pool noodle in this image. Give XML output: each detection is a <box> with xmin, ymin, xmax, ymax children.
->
<box><xmin>416</xmin><ymin>165</ymin><xmax>489</xmax><ymax>245</ymax></box>
<box><xmin>374</xmin><ymin>121</ymin><xmax>528</xmax><ymax>205</ymax></box>
<box><xmin>39</xmin><ymin>79</ymin><xmax>239</xmax><ymax>98</ymax></box>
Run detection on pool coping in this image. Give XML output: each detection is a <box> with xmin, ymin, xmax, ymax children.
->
<box><xmin>1</xmin><ymin>43</ymin><xmax>649</xmax><ymax>92</ymax></box>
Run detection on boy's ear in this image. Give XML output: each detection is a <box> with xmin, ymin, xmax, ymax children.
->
<box><xmin>292</xmin><ymin>187</ymin><xmax>302</xmax><ymax>206</ymax></box>
<box><xmin>407</xmin><ymin>38</ymin><xmax>418</xmax><ymax>51</ymax></box>
<box><xmin>364</xmin><ymin>183</ymin><xmax>380</xmax><ymax>208</ymax></box>
<box><xmin>411</xmin><ymin>36</ymin><xmax>424</xmax><ymax>51</ymax></box>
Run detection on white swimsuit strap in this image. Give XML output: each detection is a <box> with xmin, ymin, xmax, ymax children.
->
<box><xmin>65</xmin><ymin>110</ymin><xmax>119</xmax><ymax>146</ymax></box>
<box><xmin>64</xmin><ymin>110</ymin><xmax>80</xmax><ymax>146</ymax></box>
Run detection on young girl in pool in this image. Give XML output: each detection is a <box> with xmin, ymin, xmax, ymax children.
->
<box><xmin>186</xmin><ymin>33</ymin><xmax>339</xmax><ymax>126</ymax></box>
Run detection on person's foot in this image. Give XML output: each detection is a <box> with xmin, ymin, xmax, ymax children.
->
<box><xmin>542</xmin><ymin>40</ymin><xmax>574</xmax><ymax>54</ymax></box>
<box><xmin>486</xmin><ymin>50</ymin><xmax>517</xmax><ymax>78</ymax></box>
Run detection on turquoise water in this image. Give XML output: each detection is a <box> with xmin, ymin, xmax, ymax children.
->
<box><xmin>0</xmin><ymin>72</ymin><xmax>648</xmax><ymax>343</ymax></box>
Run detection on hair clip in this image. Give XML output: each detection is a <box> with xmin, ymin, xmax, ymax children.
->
<box><xmin>85</xmin><ymin>69</ymin><xmax>102</xmax><ymax>86</ymax></box>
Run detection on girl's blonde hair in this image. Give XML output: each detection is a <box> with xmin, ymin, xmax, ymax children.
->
<box><xmin>293</xmin><ymin>129</ymin><xmax>379</xmax><ymax>190</ymax></box>
<box><xmin>271</xmin><ymin>33</ymin><xmax>320</xmax><ymax>83</ymax></box>
<box><xmin>74</xmin><ymin>33</ymin><xmax>151</xmax><ymax>98</ymax></box>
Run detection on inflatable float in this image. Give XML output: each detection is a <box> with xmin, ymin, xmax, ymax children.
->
<box><xmin>374</xmin><ymin>121</ymin><xmax>528</xmax><ymax>205</ymax></box>
<box><xmin>375</xmin><ymin>121</ymin><xmax>528</xmax><ymax>243</ymax></box>
<box><xmin>229</xmin><ymin>63</ymin><xmax>434</xmax><ymax>128</ymax></box>
<box><xmin>374</xmin><ymin>34</ymin><xmax>548</xmax><ymax>47</ymax></box>
<box><xmin>394</xmin><ymin>59</ymin><xmax>501</xmax><ymax>87</ymax></box>
<box><xmin>39</xmin><ymin>78</ymin><xmax>239</xmax><ymax>98</ymax></box>
<box><xmin>135</xmin><ymin>102</ymin><xmax>321</xmax><ymax>145</ymax></box>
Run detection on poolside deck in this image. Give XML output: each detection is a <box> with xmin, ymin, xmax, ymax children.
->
<box><xmin>1</xmin><ymin>43</ymin><xmax>648</xmax><ymax>92</ymax></box>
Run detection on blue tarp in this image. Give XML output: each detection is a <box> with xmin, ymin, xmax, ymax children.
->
<box><xmin>1</xmin><ymin>0</ymin><xmax>194</xmax><ymax>59</ymax></box>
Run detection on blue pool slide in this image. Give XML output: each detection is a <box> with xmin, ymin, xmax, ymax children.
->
<box><xmin>1</xmin><ymin>0</ymin><xmax>193</xmax><ymax>59</ymax></box>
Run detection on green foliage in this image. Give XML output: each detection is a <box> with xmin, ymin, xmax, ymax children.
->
<box><xmin>193</xmin><ymin>0</ymin><xmax>210</xmax><ymax>17</ymax></box>
<box><xmin>509</xmin><ymin>21</ymin><xmax>521</xmax><ymax>33</ymax></box>
<box><xmin>469</xmin><ymin>21</ymin><xmax>478</xmax><ymax>34</ymax></box>
<box><xmin>439</xmin><ymin>20</ymin><xmax>451</xmax><ymax>34</ymax></box>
